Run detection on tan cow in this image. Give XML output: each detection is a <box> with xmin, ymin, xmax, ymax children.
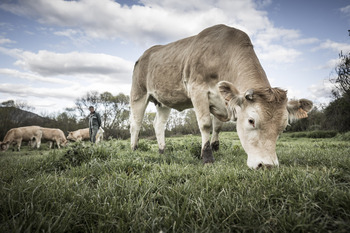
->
<box><xmin>40</xmin><ymin>128</ymin><xmax>68</xmax><ymax>149</ymax></box>
<box><xmin>0</xmin><ymin>126</ymin><xmax>42</xmax><ymax>151</ymax></box>
<box><xmin>67</xmin><ymin>128</ymin><xmax>90</xmax><ymax>142</ymax></box>
<box><xmin>95</xmin><ymin>127</ymin><xmax>104</xmax><ymax>144</ymax></box>
<box><xmin>130</xmin><ymin>24</ymin><xmax>313</xmax><ymax>169</ymax></box>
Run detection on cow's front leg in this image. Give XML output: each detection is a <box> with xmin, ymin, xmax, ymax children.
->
<box><xmin>154</xmin><ymin>105</ymin><xmax>171</xmax><ymax>154</ymax></box>
<box><xmin>35</xmin><ymin>137</ymin><xmax>41</xmax><ymax>149</ymax></box>
<box><xmin>192</xmin><ymin>90</ymin><xmax>214</xmax><ymax>163</ymax></box>
<box><xmin>130</xmin><ymin>95</ymin><xmax>148</xmax><ymax>151</ymax></box>
<box><xmin>17</xmin><ymin>140</ymin><xmax>22</xmax><ymax>151</ymax></box>
<box><xmin>211</xmin><ymin>117</ymin><xmax>223</xmax><ymax>151</ymax></box>
<box><xmin>56</xmin><ymin>140</ymin><xmax>61</xmax><ymax>149</ymax></box>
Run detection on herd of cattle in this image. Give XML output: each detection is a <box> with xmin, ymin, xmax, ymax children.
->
<box><xmin>0</xmin><ymin>126</ymin><xmax>103</xmax><ymax>152</ymax></box>
<box><xmin>1</xmin><ymin>25</ymin><xmax>314</xmax><ymax>169</ymax></box>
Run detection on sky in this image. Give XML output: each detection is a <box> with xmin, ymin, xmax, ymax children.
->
<box><xmin>0</xmin><ymin>0</ymin><xmax>349</xmax><ymax>116</ymax></box>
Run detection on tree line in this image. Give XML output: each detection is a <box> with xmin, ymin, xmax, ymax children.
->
<box><xmin>1</xmin><ymin>52</ymin><xmax>349</xmax><ymax>140</ymax></box>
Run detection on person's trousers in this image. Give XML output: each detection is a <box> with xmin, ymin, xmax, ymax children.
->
<box><xmin>90</xmin><ymin>126</ymin><xmax>98</xmax><ymax>143</ymax></box>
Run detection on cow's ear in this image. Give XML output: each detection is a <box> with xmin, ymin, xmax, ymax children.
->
<box><xmin>218</xmin><ymin>81</ymin><xmax>242</xmax><ymax>106</ymax></box>
<box><xmin>287</xmin><ymin>99</ymin><xmax>313</xmax><ymax>120</ymax></box>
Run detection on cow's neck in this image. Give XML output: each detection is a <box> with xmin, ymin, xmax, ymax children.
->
<box><xmin>231</xmin><ymin>58</ymin><xmax>271</xmax><ymax>92</ymax></box>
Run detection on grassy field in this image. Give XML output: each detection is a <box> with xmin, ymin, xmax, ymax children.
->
<box><xmin>0</xmin><ymin>132</ymin><xmax>349</xmax><ymax>232</ymax></box>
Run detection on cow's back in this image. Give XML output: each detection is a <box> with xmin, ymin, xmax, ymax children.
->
<box><xmin>2</xmin><ymin>126</ymin><xmax>41</xmax><ymax>142</ymax></box>
<box><xmin>80</xmin><ymin>128</ymin><xmax>90</xmax><ymax>140</ymax></box>
<box><xmin>41</xmin><ymin>128</ymin><xmax>66</xmax><ymax>140</ymax></box>
<box><xmin>185</xmin><ymin>24</ymin><xmax>269</xmax><ymax>90</ymax></box>
<box><xmin>132</xmin><ymin>24</ymin><xmax>270</xmax><ymax>110</ymax></box>
<box><xmin>16</xmin><ymin>126</ymin><xmax>41</xmax><ymax>141</ymax></box>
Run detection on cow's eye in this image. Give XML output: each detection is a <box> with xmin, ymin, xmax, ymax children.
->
<box><xmin>248</xmin><ymin>119</ymin><xmax>255</xmax><ymax>127</ymax></box>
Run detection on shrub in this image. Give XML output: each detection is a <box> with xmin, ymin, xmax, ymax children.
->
<box><xmin>336</xmin><ymin>131</ymin><xmax>350</xmax><ymax>141</ymax></box>
<box><xmin>286</xmin><ymin>130</ymin><xmax>338</xmax><ymax>139</ymax></box>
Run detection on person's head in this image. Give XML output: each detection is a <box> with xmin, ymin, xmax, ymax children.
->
<box><xmin>89</xmin><ymin>106</ymin><xmax>95</xmax><ymax>113</ymax></box>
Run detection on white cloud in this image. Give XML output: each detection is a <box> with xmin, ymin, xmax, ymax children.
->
<box><xmin>0</xmin><ymin>47</ymin><xmax>134</xmax><ymax>78</ymax></box>
<box><xmin>314</xmin><ymin>58</ymin><xmax>340</xmax><ymax>71</ymax></box>
<box><xmin>0</xmin><ymin>0</ymin><xmax>307</xmax><ymax>65</ymax></box>
<box><xmin>0</xmin><ymin>83</ymin><xmax>79</xmax><ymax>99</ymax></box>
<box><xmin>0</xmin><ymin>37</ymin><xmax>15</xmax><ymax>44</ymax></box>
<box><xmin>0</xmin><ymin>0</ymin><xmax>273</xmax><ymax>44</ymax></box>
<box><xmin>314</xmin><ymin>40</ymin><xmax>350</xmax><ymax>53</ymax></box>
<box><xmin>54</xmin><ymin>29</ymin><xmax>91</xmax><ymax>46</ymax></box>
<box><xmin>16</xmin><ymin>50</ymin><xmax>133</xmax><ymax>77</ymax></box>
<box><xmin>340</xmin><ymin>5</ymin><xmax>350</xmax><ymax>14</ymax></box>
<box><xmin>308</xmin><ymin>79</ymin><xmax>334</xmax><ymax>104</ymax></box>
<box><xmin>256</xmin><ymin>44</ymin><xmax>301</xmax><ymax>63</ymax></box>
<box><xmin>290</xmin><ymin>37</ymin><xmax>319</xmax><ymax>46</ymax></box>
<box><xmin>0</xmin><ymin>68</ymin><xmax>76</xmax><ymax>85</ymax></box>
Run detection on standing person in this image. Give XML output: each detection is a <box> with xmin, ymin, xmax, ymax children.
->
<box><xmin>88</xmin><ymin>106</ymin><xmax>102</xmax><ymax>143</ymax></box>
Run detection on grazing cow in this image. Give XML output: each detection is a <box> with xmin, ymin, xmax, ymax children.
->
<box><xmin>67</xmin><ymin>128</ymin><xmax>90</xmax><ymax>142</ymax></box>
<box><xmin>0</xmin><ymin>126</ymin><xmax>42</xmax><ymax>151</ymax></box>
<box><xmin>130</xmin><ymin>24</ymin><xmax>313</xmax><ymax>169</ymax></box>
<box><xmin>40</xmin><ymin>128</ymin><xmax>68</xmax><ymax>149</ymax></box>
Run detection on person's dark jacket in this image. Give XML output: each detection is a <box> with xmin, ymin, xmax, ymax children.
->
<box><xmin>89</xmin><ymin>111</ymin><xmax>101</xmax><ymax>128</ymax></box>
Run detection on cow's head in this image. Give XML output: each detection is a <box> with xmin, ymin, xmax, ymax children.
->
<box><xmin>218</xmin><ymin>81</ymin><xmax>313</xmax><ymax>169</ymax></box>
<box><xmin>66</xmin><ymin>131</ymin><xmax>76</xmax><ymax>141</ymax></box>
<box><xmin>0</xmin><ymin>141</ymin><xmax>10</xmax><ymax>151</ymax></box>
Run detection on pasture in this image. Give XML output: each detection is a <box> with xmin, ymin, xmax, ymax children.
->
<box><xmin>0</xmin><ymin>132</ymin><xmax>350</xmax><ymax>232</ymax></box>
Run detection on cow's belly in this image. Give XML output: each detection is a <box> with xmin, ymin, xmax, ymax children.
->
<box><xmin>148</xmin><ymin>63</ymin><xmax>193</xmax><ymax>111</ymax></box>
<box><xmin>151</xmin><ymin>90</ymin><xmax>193</xmax><ymax>111</ymax></box>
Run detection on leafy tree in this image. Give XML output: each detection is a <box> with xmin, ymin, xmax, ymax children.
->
<box><xmin>74</xmin><ymin>91</ymin><xmax>130</xmax><ymax>138</ymax></box>
<box><xmin>141</xmin><ymin>112</ymin><xmax>156</xmax><ymax>137</ymax></box>
<box><xmin>322</xmin><ymin>51</ymin><xmax>350</xmax><ymax>132</ymax></box>
<box><xmin>183</xmin><ymin>109</ymin><xmax>200</xmax><ymax>134</ymax></box>
<box><xmin>75</xmin><ymin>91</ymin><xmax>100</xmax><ymax>116</ymax></box>
<box><xmin>1</xmin><ymin>99</ymin><xmax>34</xmax><ymax>111</ymax></box>
<box><xmin>323</xmin><ymin>97</ymin><xmax>350</xmax><ymax>132</ymax></box>
<box><xmin>333</xmin><ymin>51</ymin><xmax>350</xmax><ymax>97</ymax></box>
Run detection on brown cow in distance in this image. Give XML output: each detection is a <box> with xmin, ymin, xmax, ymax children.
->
<box><xmin>0</xmin><ymin>126</ymin><xmax>42</xmax><ymax>151</ymax></box>
<box><xmin>67</xmin><ymin>128</ymin><xmax>90</xmax><ymax>142</ymax></box>
<box><xmin>130</xmin><ymin>24</ymin><xmax>313</xmax><ymax>169</ymax></box>
<box><xmin>40</xmin><ymin>127</ymin><xmax>68</xmax><ymax>149</ymax></box>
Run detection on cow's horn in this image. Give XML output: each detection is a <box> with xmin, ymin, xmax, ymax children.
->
<box><xmin>245</xmin><ymin>89</ymin><xmax>254</xmax><ymax>100</ymax></box>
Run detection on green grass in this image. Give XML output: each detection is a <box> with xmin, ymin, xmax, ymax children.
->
<box><xmin>0</xmin><ymin>132</ymin><xmax>350</xmax><ymax>232</ymax></box>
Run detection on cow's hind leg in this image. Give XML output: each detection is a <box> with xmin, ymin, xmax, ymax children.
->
<box><xmin>130</xmin><ymin>95</ymin><xmax>148</xmax><ymax>150</ymax></box>
<box><xmin>17</xmin><ymin>140</ymin><xmax>22</xmax><ymax>151</ymax></box>
<box><xmin>34</xmin><ymin>136</ymin><xmax>41</xmax><ymax>149</ymax></box>
<box><xmin>211</xmin><ymin>117</ymin><xmax>223</xmax><ymax>151</ymax></box>
<box><xmin>192</xmin><ymin>90</ymin><xmax>214</xmax><ymax>163</ymax></box>
<box><xmin>154</xmin><ymin>105</ymin><xmax>171</xmax><ymax>154</ymax></box>
<box><xmin>57</xmin><ymin>140</ymin><xmax>61</xmax><ymax>149</ymax></box>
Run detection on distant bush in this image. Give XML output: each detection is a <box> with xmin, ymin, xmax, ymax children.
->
<box><xmin>286</xmin><ymin>130</ymin><xmax>338</xmax><ymax>139</ymax></box>
<box><xmin>336</xmin><ymin>131</ymin><xmax>350</xmax><ymax>141</ymax></box>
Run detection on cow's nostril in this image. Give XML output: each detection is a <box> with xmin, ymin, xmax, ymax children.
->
<box><xmin>257</xmin><ymin>163</ymin><xmax>263</xmax><ymax>169</ymax></box>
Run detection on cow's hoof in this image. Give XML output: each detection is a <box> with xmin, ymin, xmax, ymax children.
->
<box><xmin>159</xmin><ymin>148</ymin><xmax>165</xmax><ymax>154</ymax></box>
<box><xmin>202</xmin><ymin>141</ymin><xmax>215</xmax><ymax>164</ymax></box>
<box><xmin>132</xmin><ymin>145</ymin><xmax>138</xmax><ymax>151</ymax></box>
<box><xmin>203</xmin><ymin>156</ymin><xmax>215</xmax><ymax>164</ymax></box>
<box><xmin>211</xmin><ymin>141</ymin><xmax>220</xmax><ymax>151</ymax></box>
<box><xmin>257</xmin><ymin>163</ymin><xmax>274</xmax><ymax>170</ymax></box>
